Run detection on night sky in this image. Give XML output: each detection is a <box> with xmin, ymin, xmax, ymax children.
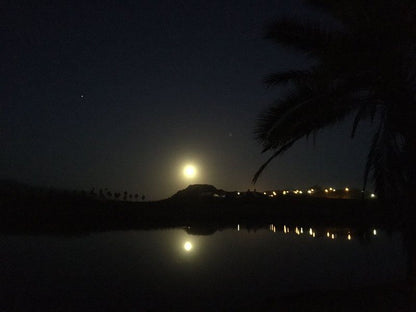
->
<box><xmin>2</xmin><ymin>0</ymin><xmax>376</xmax><ymax>199</ymax></box>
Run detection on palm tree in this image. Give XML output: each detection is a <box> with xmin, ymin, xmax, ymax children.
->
<box><xmin>254</xmin><ymin>0</ymin><xmax>416</xmax><ymax>295</ymax></box>
<box><xmin>254</xmin><ymin>0</ymin><xmax>416</xmax><ymax>212</ymax></box>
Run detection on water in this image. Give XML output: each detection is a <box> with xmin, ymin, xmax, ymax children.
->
<box><xmin>1</xmin><ymin>225</ymin><xmax>406</xmax><ymax>311</ymax></box>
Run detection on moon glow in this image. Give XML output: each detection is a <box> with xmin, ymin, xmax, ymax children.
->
<box><xmin>184</xmin><ymin>241</ymin><xmax>193</xmax><ymax>251</ymax></box>
<box><xmin>183</xmin><ymin>165</ymin><xmax>197</xmax><ymax>178</ymax></box>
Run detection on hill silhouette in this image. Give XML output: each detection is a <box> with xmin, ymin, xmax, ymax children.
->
<box><xmin>170</xmin><ymin>184</ymin><xmax>229</xmax><ymax>200</ymax></box>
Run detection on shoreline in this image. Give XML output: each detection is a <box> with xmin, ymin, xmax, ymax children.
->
<box><xmin>0</xmin><ymin>194</ymin><xmax>393</xmax><ymax>235</ymax></box>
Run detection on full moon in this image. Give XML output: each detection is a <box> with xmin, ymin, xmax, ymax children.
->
<box><xmin>183</xmin><ymin>164</ymin><xmax>197</xmax><ymax>178</ymax></box>
<box><xmin>184</xmin><ymin>241</ymin><xmax>193</xmax><ymax>251</ymax></box>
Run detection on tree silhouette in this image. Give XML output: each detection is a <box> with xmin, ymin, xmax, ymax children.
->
<box><xmin>89</xmin><ymin>187</ymin><xmax>96</xmax><ymax>197</ymax></box>
<box><xmin>254</xmin><ymin>0</ymin><xmax>416</xmax><ymax>211</ymax></box>
<box><xmin>254</xmin><ymin>0</ymin><xmax>416</xmax><ymax>295</ymax></box>
<box><xmin>134</xmin><ymin>193</ymin><xmax>139</xmax><ymax>201</ymax></box>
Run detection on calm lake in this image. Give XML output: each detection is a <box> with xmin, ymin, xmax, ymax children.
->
<box><xmin>1</xmin><ymin>225</ymin><xmax>406</xmax><ymax>311</ymax></box>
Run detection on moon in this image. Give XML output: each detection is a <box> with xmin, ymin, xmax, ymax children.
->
<box><xmin>183</xmin><ymin>164</ymin><xmax>197</xmax><ymax>178</ymax></box>
<box><xmin>184</xmin><ymin>241</ymin><xmax>193</xmax><ymax>251</ymax></box>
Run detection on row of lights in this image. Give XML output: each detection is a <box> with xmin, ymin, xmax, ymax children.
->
<box><xmin>238</xmin><ymin>188</ymin><xmax>376</xmax><ymax>198</ymax></box>
<box><xmin>270</xmin><ymin>187</ymin><xmax>376</xmax><ymax>198</ymax></box>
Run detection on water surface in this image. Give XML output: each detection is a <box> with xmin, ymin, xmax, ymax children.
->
<box><xmin>1</xmin><ymin>225</ymin><xmax>406</xmax><ymax>311</ymax></box>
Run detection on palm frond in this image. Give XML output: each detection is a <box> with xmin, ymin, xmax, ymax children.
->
<box><xmin>255</xmin><ymin>89</ymin><xmax>312</xmax><ymax>149</ymax></box>
<box><xmin>252</xmin><ymin>139</ymin><xmax>297</xmax><ymax>184</ymax></box>
<box><xmin>265</xmin><ymin>19</ymin><xmax>342</xmax><ymax>56</ymax></box>
<box><xmin>351</xmin><ymin>107</ymin><xmax>365</xmax><ymax>138</ymax></box>
<box><xmin>256</xmin><ymin>77</ymin><xmax>360</xmax><ymax>154</ymax></box>
<box><xmin>350</xmin><ymin>94</ymin><xmax>378</xmax><ymax>138</ymax></box>
<box><xmin>363</xmin><ymin>114</ymin><xmax>406</xmax><ymax>203</ymax></box>
<box><xmin>363</xmin><ymin>119</ymin><xmax>383</xmax><ymax>192</ymax></box>
<box><xmin>263</xmin><ymin>70</ymin><xmax>312</xmax><ymax>88</ymax></box>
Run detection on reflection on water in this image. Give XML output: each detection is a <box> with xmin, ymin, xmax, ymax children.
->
<box><xmin>209</xmin><ymin>223</ymin><xmax>382</xmax><ymax>243</ymax></box>
<box><xmin>2</xmin><ymin>224</ymin><xmax>406</xmax><ymax>311</ymax></box>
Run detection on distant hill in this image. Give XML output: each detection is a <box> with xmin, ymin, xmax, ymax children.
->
<box><xmin>170</xmin><ymin>184</ymin><xmax>229</xmax><ymax>200</ymax></box>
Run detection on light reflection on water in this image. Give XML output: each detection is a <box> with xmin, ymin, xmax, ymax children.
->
<box><xmin>1</xmin><ymin>225</ymin><xmax>406</xmax><ymax>311</ymax></box>
<box><xmin>242</xmin><ymin>223</ymin><xmax>381</xmax><ymax>242</ymax></box>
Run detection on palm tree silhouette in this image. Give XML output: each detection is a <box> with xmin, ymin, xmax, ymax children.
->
<box><xmin>254</xmin><ymin>0</ymin><xmax>416</xmax><ymax>295</ymax></box>
<box><xmin>254</xmin><ymin>0</ymin><xmax>416</xmax><ymax>209</ymax></box>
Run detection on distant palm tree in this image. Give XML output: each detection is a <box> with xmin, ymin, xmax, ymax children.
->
<box><xmin>89</xmin><ymin>187</ymin><xmax>96</xmax><ymax>197</ymax></box>
<box><xmin>254</xmin><ymin>0</ymin><xmax>416</xmax><ymax>212</ymax></box>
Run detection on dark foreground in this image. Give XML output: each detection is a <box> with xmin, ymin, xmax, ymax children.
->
<box><xmin>252</xmin><ymin>282</ymin><xmax>413</xmax><ymax>312</ymax></box>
